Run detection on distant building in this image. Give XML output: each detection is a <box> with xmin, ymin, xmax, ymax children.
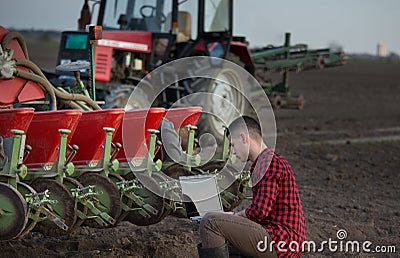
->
<box><xmin>377</xmin><ymin>43</ymin><xmax>386</xmax><ymax>57</ymax></box>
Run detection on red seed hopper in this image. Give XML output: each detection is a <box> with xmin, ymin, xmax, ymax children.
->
<box><xmin>70</xmin><ymin>109</ymin><xmax>124</xmax><ymax>166</ymax></box>
<box><xmin>0</xmin><ymin>108</ymin><xmax>34</xmax><ymax>138</ymax></box>
<box><xmin>164</xmin><ymin>107</ymin><xmax>202</xmax><ymax>129</ymax></box>
<box><xmin>114</xmin><ymin>108</ymin><xmax>166</xmax><ymax>162</ymax></box>
<box><xmin>24</xmin><ymin>110</ymin><xmax>82</xmax><ymax>168</ymax></box>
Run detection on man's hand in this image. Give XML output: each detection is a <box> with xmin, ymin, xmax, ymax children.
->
<box><xmin>234</xmin><ymin>210</ymin><xmax>247</xmax><ymax>218</ymax></box>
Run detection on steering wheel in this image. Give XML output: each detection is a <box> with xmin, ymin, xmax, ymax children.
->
<box><xmin>139</xmin><ymin>5</ymin><xmax>166</xmax><ymax>23</ymax></box>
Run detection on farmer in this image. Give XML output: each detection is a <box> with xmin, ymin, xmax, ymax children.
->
<box><xmin>198</xmin><ymin>116</ymin><xmax>306</xmax><ymax>257</ymax></box>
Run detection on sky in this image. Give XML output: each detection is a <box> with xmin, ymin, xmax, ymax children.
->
<box><xmin>0</xmin><ymin>0</ymin><xmax>399</xmax><ymax>55</ymax></box>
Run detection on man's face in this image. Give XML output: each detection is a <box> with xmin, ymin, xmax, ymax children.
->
<box><xmin>229</xmin><ymin>132</ymin><xmax>250</xmax><ymax>162</ymax></box>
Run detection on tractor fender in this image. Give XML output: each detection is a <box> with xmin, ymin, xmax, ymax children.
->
<box><xmin>229</xmin><ymin>41</ymin><xmax>255</xmax><ymax>75</ymax></box>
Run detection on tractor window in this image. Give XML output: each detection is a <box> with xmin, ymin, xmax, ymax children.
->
<box><xmin>102</xmin><ymin>0</ymin><xmax>129</xmax><ymax>29</ymax></box>
<box><xmin>131</xmin><ymin>0</ymin><xmax>158</xmax><ymax>19</ymax></box>
<box><xmin>101</xmin><ymin>0</ymin><xmax>172</xmax><ymax>33</ymax></box>
<box><xmin>203</xmin><ymin>0</ymin><xmax>230</xmax><ymax>33</ymax></box>
<box><xmin>176</xmin><ymin>0</ymin><xmax>198</xmax><ymax>40</ymax></box>
<box><xmin>131</xmin><ymin>0</ymin><xmax>172</xmax><ymax>32</ymax></box>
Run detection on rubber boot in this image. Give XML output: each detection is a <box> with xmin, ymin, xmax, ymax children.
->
<box><xmin>197</xmin><ymin>243</ymin><xmax>229</xmax><ymax>258</ymax></box>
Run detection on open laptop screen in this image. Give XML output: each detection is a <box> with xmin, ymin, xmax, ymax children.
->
<box><xmin>179</xmin><ymin>174</ymin><xmax>223</xmax><ymax>217</ymax></box>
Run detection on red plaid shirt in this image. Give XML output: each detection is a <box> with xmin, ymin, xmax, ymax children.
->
<box><xmin>245</xmin><ymin>148</ymin><xmax>306</xmax><ymax>257</ymax></box>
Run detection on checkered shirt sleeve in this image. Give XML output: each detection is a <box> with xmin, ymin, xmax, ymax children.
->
<box><xmin>245</xmin><ymin>149</ymin><xmax>306</xmax><ymax>257</ymax></box>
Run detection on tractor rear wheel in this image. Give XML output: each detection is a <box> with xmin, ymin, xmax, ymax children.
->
<box><xmin>197</xmin><ymin>67</ymin><xmax>247</xmax><ymax>144</ymax></box>
<box><xmin>103</xmin><ymin>84</ymin><xmax>151</xmax><ymax>110</ymax></box>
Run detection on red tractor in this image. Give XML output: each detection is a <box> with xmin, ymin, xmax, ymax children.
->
<box><xmin>52</xmin><ymin>0</ymin><xmax>331</xmax><ymax>141</ymax></box>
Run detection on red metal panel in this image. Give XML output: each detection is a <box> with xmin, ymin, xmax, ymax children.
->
<box><xmin>70</xmin><ymin>109</ymin><xmax>124</xmax><ymax>165</ymax></box>
<box><xmin>94</xmin><ymin>46</ymin><xmax>112</xmax><ymax>82</ymax></box>
<box><xmin>229</xmin><ymin>41</ymin><xmax>254</xmax><ymax>65</ymax></box>
<box><xmin>164</xmin><ymin>107</ymin><xmax>202</xmax><ymax>129</ymax></box>
<box><xmin>25</xmin><ymin>110</ymin><xmax>82</xmax><ymax>168</ymax></box>
<box><xmin>0</xmin><ymin>108</ymin><xmax>34</xmax><ymax>138</ymax></box>
<box><xmin>0</xmin><ymin>77</ymin><xmax>27</xmax><ymax>106</ymax></box>
<box><xmin>0</xmin><ymin>26</ymin><xmax>44</xmax><ymax>106</ymax></box>
<box><xmin>17</xmin><ymin>81</ymin><xmax>46</xmax><ymax>103</ymax></box>
<box><xmin>114</xmin><ymin>108</ymin><xmax>166</xmax><ymax>161</ymax></box>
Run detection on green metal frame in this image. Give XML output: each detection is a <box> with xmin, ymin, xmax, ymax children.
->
<box><xmin>112</xmin><ymin>128</ymin><xmax>168</xmax><ymax>219</ymax></box>
<box><xmin>0</xmin><ymin>130</ymin><xmax>28</xmax><ymax>188</ymax></box>
<box><xmin>251</xmin><ymin>32</ymin><xmax>345</xmax><ymax>109</ymax></box>
<box><xmin>67</xmin><ymin>127</ymin><xmax>120</xmax><ymax>226</ymax></box>
<box><xmin>0</xmin><ymin>130</ymin><xmax>71</xmax><ymax>232</ymax></box>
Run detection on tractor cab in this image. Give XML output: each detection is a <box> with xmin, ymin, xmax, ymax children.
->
<box><xmin>97</xmin><ymin>0</ymin><xmax>233</xmax><ymax>59</ymax></box>
<box><xmin>55</xmin><ymin>0</ymin><xmax>238</xmax><ymax>103</ymax></box>
<box><xmin>57</xmin><ymin>0</ymin><xmax>234</xmax><ymax>72</ymax></box>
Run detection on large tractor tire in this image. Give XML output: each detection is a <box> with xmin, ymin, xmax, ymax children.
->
<box><xmin>176</xmin><ymin>66</ymin><xmax>249</xmax><ymax>147</ymax></box>
<box><xmin>178</xmin><ymin>54</ymin><xmax>253</xmax><ymax>145</ymax></box>
<box><xmin>198</xmin><ymin>67</ymin><xmax>247</xmax><ymax>143</ymax></box>
<box><xmin>103</xmin><ymin>84</ymin><xmax>151</xmax><ymax>110</ymax></box>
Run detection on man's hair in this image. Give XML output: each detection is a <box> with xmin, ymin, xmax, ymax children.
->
<box><xmin>227</xmin><ymin>116</ymin><xmax>262</xmax><ymax>140</ymax></box>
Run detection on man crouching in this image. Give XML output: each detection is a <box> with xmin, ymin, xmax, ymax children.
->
<box><xmin>198</xmin><ymin>116</ymin><xmax>306</xmax><ymax>258</ymax></box>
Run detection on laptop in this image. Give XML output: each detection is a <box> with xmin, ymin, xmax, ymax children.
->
<box><xmin>179</xmin><ymin>174</ymin><xmax>226</xmax><ymax>221</ymax></box>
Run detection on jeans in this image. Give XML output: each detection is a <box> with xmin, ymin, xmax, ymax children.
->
<box><xmin>199</xmin><ymin>212</ymin><xmax>277</xmax><ymax>258</ymax></box>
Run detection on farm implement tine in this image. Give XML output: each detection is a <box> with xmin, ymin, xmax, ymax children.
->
<box><xmin>70</xmin><ymin>184</ymin><xmax>114</xmax><ymax>227</ymax></box>
<box><xmin>29</xmin><ymin>178</ymin><xmax>77</xmax><ymax>236</ymax></box>
<box><xmin>27</xmin><ymin>199</ymin><xmax>70</xmax><ymax>232</ymax></box>
<box><xmin>122</xmin><ymin>172</ymin><xmax>172</xmax><ymax>226</ymax></box>
<box><xmin>81</xmin><ymin>199</ymin><xmax>116</xmax><ymax>226</ymax></box>
<box><xmin>77</xmin><ymin>173</ymin><xmax>121</xmax><ymax>228</ymax></box>
<box><xmin>159</xmin><ymin>179</ymin><xmax>182</xmax><ymax>211</ymax></box>
<box><xmin>49</xmin><ymin>216</ymin><xmax>69</xmax><ymax>231</ymax></box>
<box><xmin>116</xmin><ymin>179</ymin><xmax>158</xmax><ymax>216</ymax></box>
